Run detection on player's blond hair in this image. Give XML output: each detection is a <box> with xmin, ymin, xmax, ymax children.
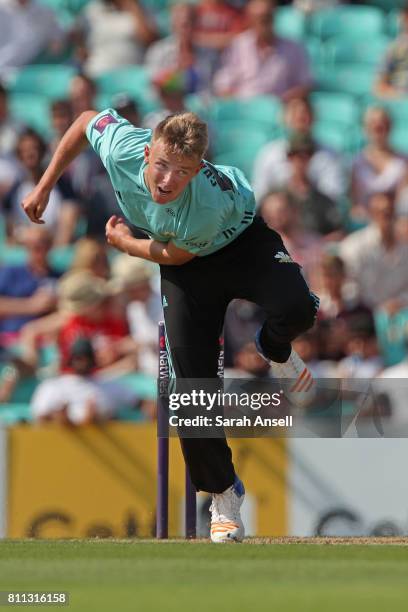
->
<box><xmin>152</xmin><ymin>112</ymin><xmax>208</xmax><ymax>160</ymax></box>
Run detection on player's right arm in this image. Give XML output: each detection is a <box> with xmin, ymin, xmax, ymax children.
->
<box><xmin>21</xmin><ymin>110</ymin><xmax>98</xmax><ymax>224</ymax></box>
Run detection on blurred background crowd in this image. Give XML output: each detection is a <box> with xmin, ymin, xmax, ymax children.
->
<box><xmin>1</xmin><ymin>0</ymin><xmax>408</xmax><ymax>425</ymax></box>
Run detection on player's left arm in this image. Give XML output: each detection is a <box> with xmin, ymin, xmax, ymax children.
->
<box><xmin>106</xmin><ymin>216</ymin><xmax>195</xmax><ymax>265</ymax></box>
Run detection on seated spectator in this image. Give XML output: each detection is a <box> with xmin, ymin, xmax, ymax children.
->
<box><xmin>291</xmin><ymin>330</ymin><xmax>334</xmax><ymax>378</ymax></box>
<box><xmin>224</xmin><ymin>299</ymin><xmax>264</xmax><ymax>367</ymax></box>
<box><xmin>337</xmin><ymin>314</ymin><xmax>383</xmax><ymax>378</ymax></box>
<box><xmin>351</xmin><ymin>107</ymin><xmax>407</xmax><ymax>220</ymax></box>
<box><xmin>69</xmin><ymin>74</ymin><xmax>97</xmax><ymax>120</ymax></box>
<box><xmin>0</xmin><ymin>84</ymin><xmax>21</xmax><ymax>158</ymax></box>
<box><xmin>193</xmin><ymin>0</ymin><xmax>246</xmax><ymax>82</ymax></box>
<box><xmin>66</xmin><ymin>74</ymin><xmax>122</xmax><ymax>237</ymax></box>
<box><xmin>260</xmin><ymin>190</ymin><xmax>323</xmax><ymax>283</ymax></box>
<box><xmin>4</xmin><ymin>129</ymin><xmax>80</xmax><ymax>245</ymax></box>
<box><xmin>111</xmin><ymin>93</ymin><xmax>140</xmax><ymax>127</ymax></box>
<box><xmin>316</xmin><ymin>253</ymin><xmax>372</xmax><ymax>321</ymax></box>
<box><xmin>340</xmin><ymin>192</ymin><xmax>408</xmax><ymax>314</ymax></box>
<box><xmin>31</xmin><ymin>338</ymin><xmax>140</xmax><ymax>425</ymax></box>
<box><xmin>0</xmin><ymin>226</ymin><xmax>58</xmax><ymax>343</ymax></box>
<box><xmin>57</xmin><ymin>271</ymin><xmax>137</xmax><ymax>375</ymax></box>
<box><xmin>224</xmin><ymin>341</ymin><xmax>271</xmax><ymax>378</ymax></box>
<box><xmin>70</xmin><ymin>237</ymin><xmax>110</xmax><ymax>280</ymax></box>
<box><xmin>213</xmin><ymin>0</ymin><xmax>312</xmax><ymax>100</ymax></box>
<box><xmin>79</xmin><ymin>0</ymin><xmax>157</xmax><ymax>78</ymax></box>
<box><xmin>282</xmin><ymin>133</ymin><xmax>343</xmax><ymax>237</ymax></box>
<box><xmin>253</xmin><ymin>96</ymin><xmax>346</xmax><ymax>203</ymax></box>
<box><xmin>110</xmin><ymin>255</ymin><xmax>161</xmax><ymax>376</ymax></box>
<box><xmin>0</xmin><ymin>265</ymin><xmax>134</xmax><ymax>401</ymax></box>
<box><xmin>374</xmin><ymin>3</ymin><xmax>408</xmax><ymax>99</ymax></box>
<box><xmin>143</xmin><ymin>68</ymin><xmax>188</xmax><ymax>130</ymax></box>
<box><xmin>0</xmin><ymin>0</ymin><xmax>64</xmax><ymax>76</ymax></box>
<box><xmin>49</xmin><ymin>99</ymin><xmax>73</xmax><ymax>154</ymax></box>
<box><xmin>145</xmin><ymin>2</ymin><xmax>210</xmax><ymax>93</ymax></box>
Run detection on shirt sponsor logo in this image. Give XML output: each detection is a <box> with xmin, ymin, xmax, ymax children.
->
<box><xmin>94</xmin><ymin>113</ymin><xmax>118</xmax><ymax>133</ymax></box>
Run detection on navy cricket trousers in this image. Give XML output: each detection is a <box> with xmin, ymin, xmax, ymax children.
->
<box><xmin>160</xmin><ymin>217</ymin><xmax>317</xmax><ymax>493</ymax></box>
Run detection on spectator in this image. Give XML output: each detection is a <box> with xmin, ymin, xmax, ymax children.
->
<box><xmin>351</xmin><ymin>107</ymin><xmax>407</xmax><ymax>220</ymax></box>
<box><xmin>282</xmin><ymin>133</ymin><xmax>343</xmax><ymax>237</ymax></box>
<box><xmin>316</xmin><ymin>253</ymin><xmax>372</xmax><ymax>321</ymax></box>
<box><xmin>70</xmin><ymin>237</ymin><xmax>110</xmax><ymax>280</ymax></box>
<box><xmin>69</xmin><ymin>74</ymin><xmax>97</xmax><ymax>120</ymax></box>
<box><xmin>193</xmin><ymin>0</ymin><xmax>246</xmax><ymax>81</ymax></box>
<box><xmin>253</xmin><ymin>96</ymin><xmax>346</xmax><ymax>203</ymax></box>
<box><xmin>260</xmin><ymin>190</ymin><xmax>322</xmax><ymax>283</ymax></box>
<box><xmin>224</xmin><ymin>341</ymin><xmax>271</xmax><ymax>378</ymax></box>
<box><xmin>337</xmin><ymin>314</ymin><xmax>383</xmax><ymax>378</ymax></box>
<box><xmin>79</xmin><ymin>0</ymin><xmax>157</xmax><ymax>78</ymax></box>
<box><xmin>3</xmin><ymin>129</ymin><xmax>80</xmax><ymax>245</ymax></box>
<box><xmin>145</xmin><ymin>2</ymin><xmax>210</xmax><ymax>92</ymax></box>
<box><xmin>111</xmin><ymin>93</ymin><xmax>140</xmax><ymax>127</ymax></box>
<box><xmin>375</xmin><ymin>3</ymin><xmax>408</xmax><ymax>99</ymax></box>
<box><xmin>0</xmin><ymin>83</ymin><xmax>21</xmax><ymax>158</ymax></box>
<box><xmin>143</xmin><ymin>68</ymin><xmax>188</xmax><ymax>130</ymax></box>
<box><xmin>224</xmin><ymin>299</ymin><xmax>264</xmax><ymax>367</ymax></box>
<box><xmin>31</xmin><ymin>337</ymin><xmax>140</xmax><ymax>425</ymax></box>
<box><xmin>0</xmin><ymin>225</ymin><xmax>58</xmax><ymax>342</ymax></box>
<box><xmin>213</xmin><ymin>0</ymin><xmax>312</xmax><ymax>99</ymax></box>
<box><xmin>340</xmin><ymin>192</ymin><xmax>408</xmax><ymax>314</ymax></box>
<box><xmin>49</xmin><ymin>99</ymin><xmax>73</xmax><ymax>154</ymax></box>
<box><xmin>57</xmin><ymin>270</ymin><xmax>137</xmax><ymax>375</ymax></box>
<box><xmin>66</xmin><ymin>74</ymin><xmax>124</xmax><ymax>237</ymax></box>
<box><xmin>0</xmin><ymin>0</ymin><xmax>64</xmax><ymax>76</ymax></box>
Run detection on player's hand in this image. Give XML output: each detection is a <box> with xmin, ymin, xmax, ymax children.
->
<box><xmin>105</xmin><ymin>215</ymin><xmax>133</xmax><ymax>251</ymax></box>
<box><xmin>21</xmin><ymin>188</ymin><xmax>50</xmax><ymax>224</ymax></box>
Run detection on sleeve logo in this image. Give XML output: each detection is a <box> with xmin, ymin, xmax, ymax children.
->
<box><xmin>94</xmin><ymin>113</ymin><xmax>118</xmax><ymax>133</ymax></box>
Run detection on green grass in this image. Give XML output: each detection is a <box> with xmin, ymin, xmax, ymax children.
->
<box><xmin>0</xmin><ymin>540</ymin><xmax>407</xmax><ymax>611</ymax></box>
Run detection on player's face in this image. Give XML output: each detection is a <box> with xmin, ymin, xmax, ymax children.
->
<box><xmin>144</xmin><ymin>140</ymin><xmax>202</xmax><ymax>204</ymax></box>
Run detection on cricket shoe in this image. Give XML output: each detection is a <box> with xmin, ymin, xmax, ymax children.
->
<box><xmin>210</xmin><ymin>476</ymin><xmax>245</xmax><ymax>543</ymax></box>
<box><xmin>255</xmin><ymin>330</ymin><xmax>315</xmax><ymax>409</ymax></box>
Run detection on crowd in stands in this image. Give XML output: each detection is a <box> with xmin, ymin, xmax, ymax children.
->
<box><xmin>1</xmin><ymin>0</ymin><xmax>408</xmax><ymax>425</ymax></box>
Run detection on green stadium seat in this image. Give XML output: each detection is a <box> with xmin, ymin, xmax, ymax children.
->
<box><xmin>311</xmin><ymin>92</ymin><xmax>360</xmax><ymax>128</ymax></box>
<box><xmin>95</xmin><ymin>66</ymin><xmax>151</xmax><ymax>98</ymax></box>
<box><xmin>375</xmin><ymin>308</ymin><xmax>408</xmax><ymax>367</ymax></box>
<box><xmin>49</xmin><ymin>245</ymin><xmax>75</xmax><ymax>274</ymax></box>
<box><xmin>305</xmin><ymin>37</ymin><xmax>325</xmax><ymax>71</ymax></box>
<box><xmin>184</xmin><ymin>94</ymin><xmax>210</xmax><ymax>121</ymax></box>
<box><xmin>213</xmin><ymin>147</ymin><xmax>262</xmax><ymax>182</ymax></box>
<box><xmin>208</xmin><ymin>96</ymin><xmax>282</xmax><ymax>131</ymax></box>
<box><xmin>376</xmin><ymin>98</ymin><xmax>408</xmax><ymax>124</ymax></box>
<box><xmin>313</xmin><ymin>121</ymin><xmax>356</xmax><ymax>153</ymax></box>
<box><xmin>371</xmin><ymin>1</ymin><xmax>406</xmax><ymax>15</ymax></box>
<box><xmin>390</xmin><ymin>126</ymin><xmax>408</xmax><ymax>155</ymax></box>
<box><xmin>325</xmin><ymin>36</ymin><xmax>390</xmax><ymax>68</ymax></box>
<box><xmin>387</xmin><ymin>9</ymin><xmax>402</xmax><ymax>37</ymax></box>
<box><xmin>0</xmin><ymin>245</ymin><xmax>27</xmax><ymax>266</ymax></box>
<box><xmin>310</xmin><ymin>6</ymin><xmax>385</xmax><ymax>40</ymax></box>
<box><xmin>6</xmin><ymin>65</ymin><xmax>77</xmax><ymax>99</ymax></box>
<box><xmin>316</xmin><ymin>64</ymin><xmax>376</xmax><ymax>98</ymax></box>
<box><xmin>9</xmin><ymin>94</ymin><xmax>51</xmax><ymax>137</ymax></box>
<box><xmin>0</xmin><ymin>403</ymin><xmax>31</xmax><ymax>425</ymax></box>
<box><xmin>211</xmin><ymin>121</ymin><xmax>271</xmax><ymax>156</ymax></box>
<box><xmin>274</xmin><ymin>6</ymin><xmax>305</xmax><ymax>41</ymax></box>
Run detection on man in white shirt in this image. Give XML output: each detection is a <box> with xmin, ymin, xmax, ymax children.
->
<box><xmin>0</xmin><ymin>0</ymin><xmax>63</xmax><ymax>75</ymax></box>
<box><xmin>340</xmin><ymin>192</ymin><xmax>408</xmax><ymax>314</ymax></box>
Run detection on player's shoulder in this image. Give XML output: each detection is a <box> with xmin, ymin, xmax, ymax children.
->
<box><xmin>87</xmin><ymin>108</ymin><xmax>151</xmax><ymax>159</ymax></box>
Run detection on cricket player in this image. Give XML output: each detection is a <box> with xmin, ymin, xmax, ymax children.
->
<box><xmin>22</xmin><ymin>109</ymin><xmax>319</xmax><ymax>543</ymax></box>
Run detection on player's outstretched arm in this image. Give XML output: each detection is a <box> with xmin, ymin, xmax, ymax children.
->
<box><xmin>21</xmin><ymin>110</ymin><xmax>98</xmax><ymax>224</ymax></box>
<box><xmin>106</xmin><ymin>216</ymin><xmax>195</xmax><ymax>266</ymax></box>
